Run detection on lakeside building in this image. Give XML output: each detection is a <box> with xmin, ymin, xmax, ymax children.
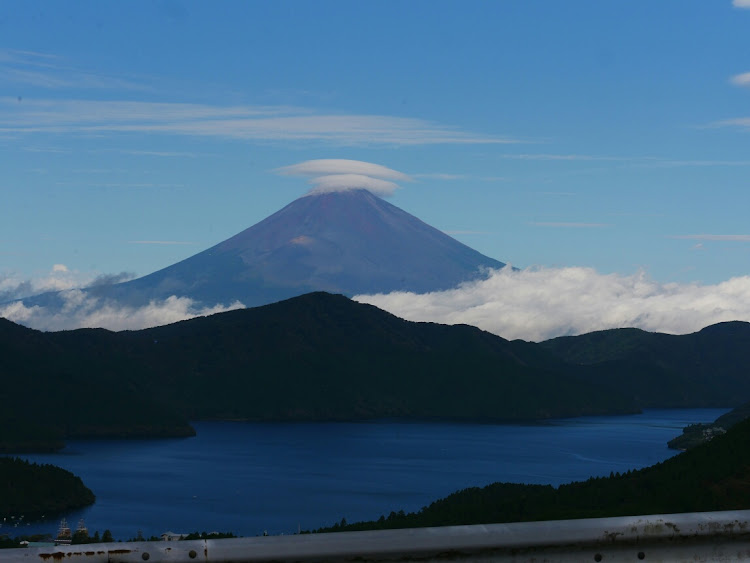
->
<box><xmin>161</xmin><ymin>532</ymin><xmax>187</xmax><ymax>541</ymax></box>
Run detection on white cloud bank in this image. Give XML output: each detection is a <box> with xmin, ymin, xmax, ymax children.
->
<box><xmin>0</xmin><ymin>290</ymin><xmax>244</xmax><ymax>332</ymax></box>
<box><xmin>277</xmin><ymin>158</ymin><xmax>410</xmax><ymax>197</ymax></box>
<box><xmin>0</xmin><ymin>265</ymin><xmax>241</xmax><ymax>331</ymax></box>
<box><xmin>733</xmin><ymin>0</ymin><xmax>750</xmax><ymax>8</ymax></box>
<box><xmin>0</xmin><ymin>265</ymin><xmax>108</xmax><ymax>302</ymax></box>
<box><xmin>5</xmin><ymin>265</ymin><xmax>750</xmax><ymax>340</ymax></box>
<box><xmin>354</xmin><ymin>266</ymin><xmax>750</xmax><ymax>342</ymax></box>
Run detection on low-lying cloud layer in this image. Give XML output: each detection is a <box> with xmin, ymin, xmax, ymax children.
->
<box><xmin>4</xmin><ymin>265</ymin><xmax>750</xmax><ymax>340</ymax></box>
<box><xmin>0</xmin><ymin>265</ymin><xmax>132</xmax><ymax>303</ymax></box>
<box><xmin>354</xmin><ymin>266</ymin><xmax>750</xmax><ymax>342</ymax></box>
<box><xmin>0</xmin><ymin>290</ymin><xmax>244</xmax><ymax>332</ymax></box>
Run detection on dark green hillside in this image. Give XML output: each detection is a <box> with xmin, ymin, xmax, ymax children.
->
<box><xmin>6</xmin><ymin>293</ymin><xmax>749</xmax><ymax>453</ymax></box>
<box><xmin>0</xmin><ymin>319</ymin><xmax>195</xmax><ymax>452</ymax></box>
<box><xmin>317</xmin><ymin>417</ymin><xmax>750</xmax><ymax>532</ymax></box>
<box><xmin>539</xmin><ymin>321</ymin><xmax>750</xmax><ymax>407</ymax></box>
<box><xmin>669</xmin><ymin>400</ymin><xmax>750</xmax><ymax>450</ymax></box>
<box><xmin>123</xmin><ymin>292</ymin><xmax>634</xmax><ymax>422</ymax></box>
<box><xmin>0</xmin><ymin>293</ymin><xmax>635</xmax><ymax>451</ymax></box>
<box><xmin>0</xmin><ymin>457</ymin><xmax>95</xmax><ymax>519</ymax></box>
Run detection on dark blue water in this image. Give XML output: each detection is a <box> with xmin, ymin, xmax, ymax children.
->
<box><xmin>8</xmin><ymin>409</ymin><xmax>727</xmax><ymax>540</ymax></box>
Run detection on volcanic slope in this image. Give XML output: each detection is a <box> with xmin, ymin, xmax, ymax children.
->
<box><xmin>19</xmin><ymin>189</ymin><xmax>506</xmax><ymax>310</ymax></box>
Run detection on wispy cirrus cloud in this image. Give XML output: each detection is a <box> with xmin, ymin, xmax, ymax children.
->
<box><xmin>730</xmin><ymin>72</ymin><xmax>750</xmax><ymax>86</ymax></box>
<box><xmin>706</xmin><ymin>117</ymin><xmax>750</xmax><ymax>130</ymax></box>
<box><xmin>128</xmin><ymin>240</ymin><xmax>197</xmax><ymax>245</ymax></box>
<box><xmin>651</xmin><ymin>159</ymin><xmax>750</xmax><ymax>167</ymax></box>
<box><xmin>0</xmin><ymin>98</ymin><xmax>279</xmax><ymax>126</ymax></box>
<box><xmin>5</xmin><ymin>68</ymin><xmax>149</xmax><ymax>91</ymax></box>
<box><xmin>500</xmin><ymin>151</ymin><xmax>750</xmax><ymax>168</ymax></box>
<box><xmin>0</xmin><ymin>49</ymin><xmax>61</xmax><ymax>68</ymax></box>
<box><xmin>671</xmin><ymin>234</ymin><xmax>750</xmax><ymax>242</ymax></box>
<box><xmin>500</xmin><ymin>153</ymin><xmax>638</xmax><ymax>162</ymax></box>
<box><xmin>413</xmin><ymin>173</ymin><xmax>468</xmax><ymax>180</ymax></box>
<box><xmin>0</xmin><ymin>97</ymin><xmax>517</xmax><ymax>146</ymax></box>
<box><xmin>0</xmin><ymin>48</ymin><xmax>149</xmax><ymax>91</ymax></box>
<box><xmin>54</xmin><ymin>181</ymin><xmax>184</xmax><ymax>189</ymax></box>
<box><xmin>0</xmin><ymin>49</ymin><xmax>512</xmax><ymax>145</ymax></box>
<box><xmin>531</xmin><ymin>222</ymin><xmax>611</xmax><ymax>228</ymax></box>
<box><xmin>22</xmin><ymin>145</ymin><xmax>70</xmax><ymax>154</ymax></box>
<box><xmin>105</xmin><ymin>149</ymin><xmax>203</xmax><ymax>158</ymax></box>
<box><xmin>412</xmin><ymin>173</ymin><xmax>508</xmax><ymax>182</ymax></box>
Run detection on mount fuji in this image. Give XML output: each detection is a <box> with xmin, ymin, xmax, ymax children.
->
<box><xmin>14</xmin><ymin>189</ymin><xmax>506</xmax><ymax>311</ymax></box>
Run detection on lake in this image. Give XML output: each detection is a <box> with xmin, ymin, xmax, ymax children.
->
<box><xmin>8</xmin><ymin>408</ymin><xmax>728</xmax><ymax>540</ymax></box>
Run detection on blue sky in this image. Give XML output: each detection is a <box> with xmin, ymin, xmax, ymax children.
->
<box><xmin>2</xmin><ymin>1</ymin><xmax>750</xmax><ymax>338</ymax></box>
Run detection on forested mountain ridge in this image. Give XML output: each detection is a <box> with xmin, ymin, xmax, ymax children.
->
<box><xmin>0</xmin><ymin>293</ymin><xmax>634</xmax><ymax>452</ymax></box>
<box><xmin>539</xmin><ymin>321</ymin><xmax>750</xmax><ymax>407</ymax></box>
<box><xmin>540</xmin><ymin>321</ymin><xmax>750</xmax><ymax>365</ymax></box>
<box><xmin>2</xmin><ymin>294</ymin><xmax>748</xmax><ymax>453</ymax></box>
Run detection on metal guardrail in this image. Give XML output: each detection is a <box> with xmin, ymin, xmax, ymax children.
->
<box><xmin>6</xmin><ymin>510</ymin><xmax>750</xmax><ymax>562</ymax></box>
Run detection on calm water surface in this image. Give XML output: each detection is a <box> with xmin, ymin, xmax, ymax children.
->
<box><xmin>11</xmin><ymin>408</ymin><xmax>728</xmax><ymax>540</ymax></box>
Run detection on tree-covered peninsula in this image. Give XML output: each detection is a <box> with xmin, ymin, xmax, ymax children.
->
<box><xmin>668</xmin><ymin>400</ymin><xmax>750</xmax><ymax>450</ymax></box>
<box><xmin>0</xmin><ymin>457</ymin><xmax>94</xmax><ymax>520</ymax></box>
